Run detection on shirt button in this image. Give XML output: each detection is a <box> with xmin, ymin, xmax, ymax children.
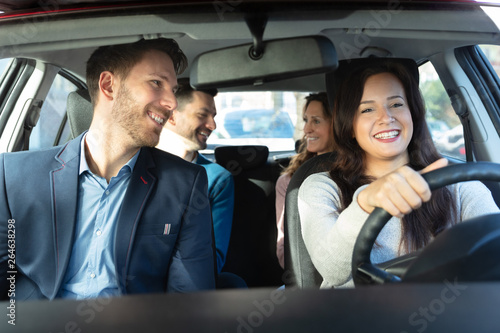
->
<box><xmin>90</xmin><ymin>273</ymin><xmax>96</xmax><ymax>278</ymax></box>
<box><xmin>96</xmin><ymin>230</ymin><xmax>102</xmax><ymax>236</ymax></box>
<box><xmin>105</xmin><ymin>190</ymin><xmax>110</xmax><ymax>195</ymax></box>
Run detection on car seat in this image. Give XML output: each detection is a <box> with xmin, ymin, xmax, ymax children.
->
<box><xmin>66</xmin><ymin>88</ymin><xmax>93</xmax><ymax>140</ymax></box>
<box><xmin>215</xmin><ymin>145</ymin><xmax>284</xmax><ymax>287</ymax></box>
<box><xmin>283</xmin><ymin>152</ymin><xmax>337</xmax><ymax>287</ymax></box>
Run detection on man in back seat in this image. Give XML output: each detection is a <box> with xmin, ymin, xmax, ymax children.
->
<box><xmin>157</xmin><ymin>79</ymin><xmax>234</xmax><ymax>274</ymax></box>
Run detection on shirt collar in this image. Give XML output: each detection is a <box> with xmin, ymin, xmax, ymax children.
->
<box><xmin>79</xmin><ymin>133</ymin><xmax>141</xmax><ymax>176</ymax></box>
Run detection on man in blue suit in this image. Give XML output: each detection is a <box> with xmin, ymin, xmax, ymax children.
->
<box><xmin>0</xmin><ymin>38</ymin><xmax>215</xmax><ymax>300</ymax></box>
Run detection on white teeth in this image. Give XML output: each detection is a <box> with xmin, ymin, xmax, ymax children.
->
<box><xmin>374</xmin><ymin>130</ymin><xmax>399</xmax><ymax>139</ymax></box>
<box><xmin>150</xmin><ymin>113</ymin><xmax>164</xmax><ymax>125</ymax></box>
<box><xmin>307</xmin><ymin>137</ymin><xmax>318</xmax><ymax>141</ymax></box>
<box><xmin>199</xmin><ymin>131</ymin><xmax>209</xmax><ymax>138</ymax></box>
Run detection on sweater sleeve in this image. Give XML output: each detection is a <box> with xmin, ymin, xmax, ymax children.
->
<box><xmin>298</xmin><ymin>172</ymin><xmax>372</xmax><ymax>288</ymax></box>
<box><xmin>454</xmin><ymin>181</ymin><xmax>499</xmax><ymax>221</ymax></box>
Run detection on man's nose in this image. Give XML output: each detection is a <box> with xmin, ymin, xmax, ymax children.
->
<box><xmin>206</xmin><ymin>116</ymin><xmax>216</xmax><ymax>131</ymax></box>
<box><xmin>161</xmin><ymin>90</ymin><xmax>177</xmax><ymax>111</ymax></box>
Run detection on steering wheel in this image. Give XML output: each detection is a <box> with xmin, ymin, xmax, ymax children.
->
<box><xmin>351</xmin><ymin>162</ymin><xmax>500</xmax><ymax>286</ymax></box>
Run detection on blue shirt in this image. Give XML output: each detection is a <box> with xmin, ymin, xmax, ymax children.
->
<box><xmin>58</xmin><ymin>136</ymin><xmax>140</xmax><ymax>299</ymax></box>
<box><xmin>196</xmin><ymin>153</ymin><xmax>234</xmax><ymax>272</ymax></box>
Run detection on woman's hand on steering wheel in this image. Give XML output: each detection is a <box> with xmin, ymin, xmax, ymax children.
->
<box><xmin>357</xmin><ymin>158</ymin><xmax>449</xmax><ymax>218</ymax></box>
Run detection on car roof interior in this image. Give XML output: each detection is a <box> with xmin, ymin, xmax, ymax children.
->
<box><xmin>0</xmin><ymin>2</ymin><xmax>498</xmax><ymax>92</ymax></box>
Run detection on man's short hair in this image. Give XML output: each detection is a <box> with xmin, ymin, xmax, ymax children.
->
<box><xmin>175</xmin><ymin>78</ymin><xmax>218</xmax><ymax>111</ymax></box>
<box><xmin>86</xmin><ymin>38</ymin><xmax>188</xmax><ymax>106</ymax></box>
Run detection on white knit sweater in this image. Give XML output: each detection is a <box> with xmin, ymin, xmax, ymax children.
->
<box><xmin>298</xmin><ymin>172</ymin><xmax>500</xmax><ymax>288</ymax></box>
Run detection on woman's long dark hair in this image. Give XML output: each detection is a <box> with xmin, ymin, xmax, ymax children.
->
<box><xmin>329</xmin><ymin>62</ymin><xmax>456</xmax><ymax>253</ymax></box>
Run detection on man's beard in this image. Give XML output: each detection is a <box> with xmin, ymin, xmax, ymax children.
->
<box><xmin>189</xmin><ymin>134</ymin><xmax>207</xmax><ymax>151</ymax></box>
<box><xmin>112</xmin><ymin>84</ymin><xmax>162</xmax><ymax>148</ymax></box>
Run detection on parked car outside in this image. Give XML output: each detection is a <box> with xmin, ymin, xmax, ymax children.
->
<box><xmin>433</xmin><ymin>125</ymin><xmax>466</xmax><ymax>159</ymax></box>
<box><xmin>207</xmin><ymin>108</ymin><xmax>296</xmax><ymax>152</ymax></box>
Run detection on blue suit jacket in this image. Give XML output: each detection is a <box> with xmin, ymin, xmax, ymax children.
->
<box><xmin>0</xmin><ymin>134</ymin><xmax>215</xmax><ymax>300</ymax></box>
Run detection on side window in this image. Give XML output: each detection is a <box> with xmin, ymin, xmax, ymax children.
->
<box><xmin>0</xmin><ymin>58</ymin><xmax>13</xmax><ymax>119</ymax></box>
<box><xmin>419</xmin><ymin>62</ymin><xmax>465</xmax><ymax>161</ymax></box>
<box><xmin>0</xmin><ymin>58</ymin><xmax>12</xmax><ymax>81</ymax></box>
<box><xmin>29</xmin><ymin>73</ymin><xmax>78</xmax><ymax>150</ymax></box>
<box><xmin>479</xmin><ymin>44</ymin><xmax>500</xmax><ymax>78</ymax></box>
<box><xmin>478</xmin><ymin>44</ymin><xmax>500</xmax><ymax>134</ymax></box>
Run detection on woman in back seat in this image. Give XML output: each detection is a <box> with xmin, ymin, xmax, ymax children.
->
<box><xmin>275</xmin><ymin>92</ymin><xmax>334</xmax><ymax>268</ymax></box>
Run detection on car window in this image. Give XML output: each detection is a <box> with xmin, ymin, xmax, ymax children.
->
<box><xmin>0</xmin><ymin>57</ymin><xmax>13</xmax><ymax>121</ymax></box>
<box><xmin>479</xmin><ymin>44</ymin><xmax>500</xmax><ymax>78</ymax></box>
<box><xmin>0</xmin><ymin>58</ymin><xmax>12</xmax><ymax>81</ymax></box>
<box><xmin>419</xmin><ymin>61</ymin><xmax>465</xmax><ymax>161</ymax></box>
<box><xmin>29</xmin><ymin>73</ymin><xmax>78</xmax><ymax>150</ymax></box>
<box><xmin>204</xmin><ymin>91</ymin><xmax>311</xmax><ymax>153</ymax></box>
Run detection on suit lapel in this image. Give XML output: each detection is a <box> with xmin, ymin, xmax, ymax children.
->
<box><xmin>114</xmin><ymin>148</ymin><xmax>157</xmax><ymax>291</ymax></box>
<box><xmin>49</xmin><ymin>135</ymin><xmax>82</xmax><ymax>299</ymax></box>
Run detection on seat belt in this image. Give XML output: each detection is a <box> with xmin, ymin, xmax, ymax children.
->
<box><xmin>449</xmin><ymin>90</ymin><xmax>473</xmax><ymax>162</ymax></box>
<box><xmin>22</xmin><ymin>98</ymin><xmax>43</xmax><ymax>151</ymax></box>
<box><xmin>460</xmin><ymin>113</ymin><xmax>474</xmax><ymax>162</ymax></box>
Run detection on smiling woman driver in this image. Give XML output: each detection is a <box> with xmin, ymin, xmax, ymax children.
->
<box><xmin>298</xmin><ymin>61</ymin><xmax>499</xmax><ymax>289</ymax></box>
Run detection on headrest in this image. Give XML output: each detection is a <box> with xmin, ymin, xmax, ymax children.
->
<box><xmin>215</xmin><ymin>145</ymin><xmax>269</xmax><ymax>173</ymax></box>
<box><xmin>67</xmin><ymin>89</ymin><xmax>93</xmax><ymax>139</ymax></box>
<box><xmin>326</xmin><ymin>57</ymin><xmax>418</xmax><ymax>109</ymax></box>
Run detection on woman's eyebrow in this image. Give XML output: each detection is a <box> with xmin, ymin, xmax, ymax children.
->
<box><xmin>359</xmin><ymin>100</ymin><xmax>374</xmax><ymax>105</ymax></box>
<box><xmin>387</xmin><ymin>95</ymin><xmax>404</xmax><ymax>101</ymax></box>
<box><xmin>359</xmin><ymin>95</ymin><xmax>404</xmax><ymax>105</ymax></box>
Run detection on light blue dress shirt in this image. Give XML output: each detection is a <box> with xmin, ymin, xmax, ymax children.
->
<box><xmin>58</xmin><ymin>136</ymin><xmax>140</xmax><ymax>299</ymax></box>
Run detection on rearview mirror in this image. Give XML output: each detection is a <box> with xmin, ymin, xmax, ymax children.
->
<box><xmin>190</xmin><ymin>36</ymin><xmax>338</xmax><ymax>89</ymax></box>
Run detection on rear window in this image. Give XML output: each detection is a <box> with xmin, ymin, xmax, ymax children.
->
<box><xmin>218</xmin><ymin>109</ymin><xmax>294</xmax><ymax>139</ymax></box>
<box><xmin>204</xmin><ymin>91</ymin><xmax>311</xmax><ymax>153</ymax></box>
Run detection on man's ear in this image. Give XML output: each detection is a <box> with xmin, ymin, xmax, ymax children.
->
<box><xmin>99</xmin><ymin>71</ymin><xmax>116</xmax><ymax>101</ymax></box>
<box><xmin>168</xmin><ymin>110</ymin><xmax>177</xmax><ymax>125</ymax></box>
